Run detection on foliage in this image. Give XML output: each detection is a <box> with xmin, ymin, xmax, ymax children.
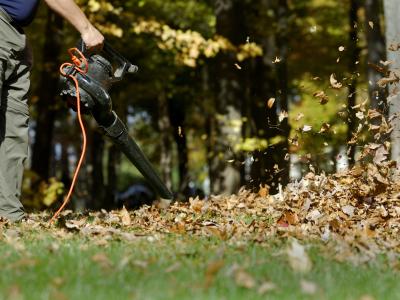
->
<box><xmin>21</xmin><ymin>171</ymin><xmax>65</xmax><ymax>210</ymax></box>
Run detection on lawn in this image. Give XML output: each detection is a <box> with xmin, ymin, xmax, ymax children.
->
<box><xmin>0</xmin><ymin>216</ymin><xmax>399</xmax><ymax>300</ymax></box>
<box><xmin>1</xmin><ymin>166</ymin><xmax>400</xmax><ymax>300</ymax></box>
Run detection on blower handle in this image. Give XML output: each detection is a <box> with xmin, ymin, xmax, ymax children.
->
<box><xmin>78</xmin><ymin>39</ymin><xmax>139</xmax><ymax>82</ymax></box>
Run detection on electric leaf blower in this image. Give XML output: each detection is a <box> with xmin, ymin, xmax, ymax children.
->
<box><xmin>58</xmin><ymin>41</ymin><xmax>173</xmax><ymax>201</ymax></box>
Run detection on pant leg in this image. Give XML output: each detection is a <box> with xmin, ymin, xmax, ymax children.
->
<box><xmin>0</xmin><ymin>61</ymin><xmax>30</xmax><ymax>221</ymax></box>
<box><xmin>0</xmin><ymin>14</ymin><xmax>31</xmax><ymax>221</ymax></box>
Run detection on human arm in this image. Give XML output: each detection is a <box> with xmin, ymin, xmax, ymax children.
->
<box><xmin>43</xmin><ymin>0</ymin><xmax>104</xmax><ymax>50</ymax></box>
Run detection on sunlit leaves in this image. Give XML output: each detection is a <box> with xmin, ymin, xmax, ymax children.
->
<box><xmin>132</xmin><ymin>19</ymin><xmax>262</xmax><ymax>67</ymax></box>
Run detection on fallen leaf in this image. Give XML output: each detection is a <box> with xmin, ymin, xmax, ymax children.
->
<box><xmin>7</xmin><ymin>285</ymin><xmax>22</xmax><ymax>300</ymax></box>
<box><xmin>91</xmin><ymin>253</ymin><xmax>112</xmax><ymax>269</ymax></box>
<box><xmin>300</xmin><ymin>280</ymin><xmax>318</xmax><ymax>295</ymax></box>
<box><xmin>165</xmin><ymin>262</ymin><xmax>181</xmax><ymax>273</ymax></box>
<box><xmin>258</xmin><ymin>281</ymin><xmax>277</xmax><ymax>294</ymax></box>
<box><xmin>234</xmin><ymin>269</ymin><xmax>256</xmax><ymax>289</ymax></box>
<box><xmin>287</xmin><ymin>239</ymin><xmax>312</xmax><ymax>273</ymax></box>
<box><xmin>342</xmin><ymin>205</ymin><xmax>355</xmax><ymax>217</ymax></box>
<box><xmin>258</xmin><ymin>184</ymin><xmax>270</xmax><ymax>197</ymax></box>
<box><xmin>373</xmin><ymin>145</ymin><xmax>388</xmax><ymax>165</ymax></box>
<box><xmin>120</xmin><ymin>206</ymin><xmax>131</xmax><ymax>226</ymax></box>
<box><xmin>205</xmin><ymin>260</ymin><xmax>225</xmax><ymax>287</ymax></box>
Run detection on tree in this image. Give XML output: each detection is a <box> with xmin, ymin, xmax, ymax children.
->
<box><xmin>383</xmin><ymin>0</ymin><xmax>400</xmax><ymax>166</ymax></box>
<box><xmin>31</xmin><ymin>9</ymin><xmax>63</xmax><ymax>180</ymax></box>
<box><xmin>364</xmin><ymin>0</ymin><xmax>386</xmax><ymax>112</ymax></box>
<box><xmin>347</xmin><ymin>0</ymin><xmax>360</xmax><ymax>165</ymax></box>
<box><xmin>209</xmin><ymin>0</ymin><xmax>245</xmax><ymax>195</ymax></box>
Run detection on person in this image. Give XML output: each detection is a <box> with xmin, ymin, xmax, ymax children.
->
<box><xmin>0</xmin><ymin>0</ymin><xmax>104</xmax><ymax>221</ymax></box>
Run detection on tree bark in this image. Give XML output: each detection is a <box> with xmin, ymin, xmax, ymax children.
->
<box><xmin>383</xmin><ymin>0</ymin><xmax>400</xmax><ymax>168</ymax></box>
<box><xmin>169</xmin><ymin>99</ymin><xmax>189</xmax><ymax>192</ymax></box>
<box><xmin>347</xmin><ymin>0</ymin><xmax>360</xmax><ymax>166</ymax></box>
<box><xmin>90</xmin><ymin>127</ymin><xmax>106</xmax><ymax>209</ymax></box>
<box><xmin>210</xmin><ymin>0</ymin><xmax>244</xmax><ymax>195</ymax></box>
<box><xmin>365</xmin><ymin>0</ymin><xmax>386</xmax><ymax>111</ymax></box>
<box><xmin>31</xmin><ymin>10</ymin><xmax>63</xmax><ymax>179</ymax></box>
<box><xmin>158</xmin><ymin>91</ymin><xmax>173</xmax><ymax>191</ymax></box>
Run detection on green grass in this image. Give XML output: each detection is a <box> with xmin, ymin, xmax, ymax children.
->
<box><xmin>0</xmin><ymin>231</ymin><xmax>398</xmax><ymax>300</ymax></box>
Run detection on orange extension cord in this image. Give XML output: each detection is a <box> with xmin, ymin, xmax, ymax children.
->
<box><xmin>50</xmin><ymin>48</ymin><xmax>88</xmax><ymax>224</ymax></box>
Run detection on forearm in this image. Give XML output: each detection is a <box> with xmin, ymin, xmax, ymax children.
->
<box><xmin>44</xmin><ymin>0</ymin><xmax>104</xmax><ymax>49</ymax></box>
<box><xmin>44</xmin><ymin>0</ymin><xmax>92</xmax><ymax>34</ymax></box>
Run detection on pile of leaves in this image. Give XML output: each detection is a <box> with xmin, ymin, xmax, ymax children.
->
<box><xmin>3</xmin><ymin>160</ymin><xmax>399</xmax><ymax>268</ymax></box>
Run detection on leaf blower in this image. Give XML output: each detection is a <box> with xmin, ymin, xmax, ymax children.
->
<box><xmin>58</xmin><ymin>40</ymin><xmax>173</xmax><ymax>200</ymax></box>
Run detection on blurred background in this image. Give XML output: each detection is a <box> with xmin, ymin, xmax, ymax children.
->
<box><xmin>22</xmin><ymin>0</ymin><xmax>391</xmax><ymax>210</ymax></box>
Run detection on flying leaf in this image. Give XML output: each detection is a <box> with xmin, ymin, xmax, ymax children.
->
<box><xmin>267</xmin><ymin>98</ymin><xmax>276</xmax><ymax>108</ymax></box>
<box><xmin>313</xmin><ymin>91</ymin><xmax>329</xmax><ymax>104</ymax></box>
<box><xmin>272</xmin><ymin>56</ymin><xmax>281</xmax><ymax>64</ymax></box>
<box><xmin>368</xmin><ymin>21</ymin><xmax>374</xmax><ymax>29</ymax></box>
<box><xmin>330</xmin><ymin>74</ymin><xmax>342</xmax><ymax>89</ymax></box>
<box><xmin>279</xmin><ymin>111</ymin><xmax>288</xmax><ymax>122</ymax></box>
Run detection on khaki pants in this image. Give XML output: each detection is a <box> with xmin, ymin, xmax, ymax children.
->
<box><xmin>0</xmin><ymin>9</ymin><xmax>31</xmax><ymax>221</ymax></box>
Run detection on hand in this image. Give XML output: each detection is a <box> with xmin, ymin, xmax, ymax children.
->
<box><xmin>81</xmin><ymin>25</ymin><xmax>104</xmax><ymax>52</ymax></box>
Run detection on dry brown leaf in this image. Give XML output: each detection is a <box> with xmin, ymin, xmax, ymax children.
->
<box><xmin>267</xmin><ymin>98</ymin><xmax>276</xmax><ymax>109</ymax></box>
<box><xmin>277</xmin><ymin>211</ymin><xmax>299</xmax><ymax>226</ymax></box>
<box><xmin>279</xmin><ymin>110</ymin><xmax>288</xmax><ymax>122</ymax></box>
<box><xmin>165</xmin><ymin>262</ymin><xmax>181</xmax><ymax>273</ymax></box>
<box><xmin>287</xmin><ymin>239</ymin><xmax>312</xmax><ymax>273</ymax></box>
<box><xmin>330</xmin><ymin>74</ymin><xmax>343</xmax><ymax>89</ymax></box>
<box><xmin>258</xmin><ymin>281</ymin><xmax>277</xmax><ymax>294</ymax></box>
<box><xmin>319</xmin><ymin>123</ymin><xmax>331</xmax><ymax>133</ymax></box>
<box><xmin>234</xmin><ymin>269</ymin><xmax>256</xmax><ymax>289</ymax></box>
<box><xmin>205</xmin><ymin>260</ymin><xmax>225</xmax><ymax>287</ymax></box>
<box><xmin>91</xmin><ymin>253</ymin><xmax>112</xmax><ymax>269</ymax></box>
<box><xmin>313</xmin><ymin>90</ymin><xmax>329</xmax><ymax>104</ymax></box>
<box><xmin>258</xmin><ymin>184</ymin><xmax>270</xmax><ymax>197</ymax></box>
<box><xmin>300</xmin><ymin>280</ymin><xmax>318</xmax><ymax>295</ymax></box>
<box><xmin>120</xmin><ymin>206</ymin><xmax>131</xmax><ymax>226</ymax></box>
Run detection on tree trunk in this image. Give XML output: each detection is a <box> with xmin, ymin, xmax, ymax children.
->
<box><xmin>210</xmin><ymin>0</ymin><xmax>244</xmax><ymax>195</ymax></box>
<box><xmin>31</xmin><ymin>10</ymin><xmax>63</xmax><ymax>179</ymax></box>
<box><xmin>90</xmin><ymin>127</ymin><xmax>106</xmax><ymax>209</ymax></box>
<box><xmin>273</xmin><ymin>0</ymin><xmax>290</xmax><ymax>187</ymax></box>
<box><xmin>365</xmin><ymin>0</ymin><xmax>386</xmax><ymax>111</ymax></box>
<box><xmin>106</xmin><ymin>144</ymin><xmax>119</xmax><ymax>209</ymax></box>
<box><xmin>347</xmin><ymin>0</ymin><xmax>360</xmax><ymax>166</ymax></box>
<box><xmin>383</xmin><ymin>0</ymin><xmax>400</xmax><ymax>167</ymax></box>
<box><xmin>244</xmin><ymin>0</ymin><xmax>290</xmax><ymax>192</ymax></box>
<box><xmin>169</xmin><ymin>99</ymin><xmax>189</xmax><ymax>192</ymax></box>
<box><xmin>158</xmin><ymin>91</ymin><xmax>173</xmax><ymax>191</ymax></box>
